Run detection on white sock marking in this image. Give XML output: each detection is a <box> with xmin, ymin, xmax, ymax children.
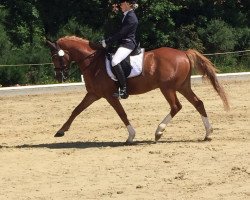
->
<box><xmin>126</xmin><ymin>124</ymin><xmax>136</xmax><ymax>142</ymax></box>
<box><xmin>155</xmin><ymin>114</ymin><xmax>172</xmax><ymax>136</ymax></box>
<box><xmin>201</xmin><ymin>116</ymin><xmax>213</xmax><ymax>137</ymax></box>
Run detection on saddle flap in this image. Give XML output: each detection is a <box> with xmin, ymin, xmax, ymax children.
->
<box><xmin>106</xmin><ymin>53</ymin><xmax>132</xmax><ymax>78</ymax></box>
<box><xmin>105</xmin><ymin>48</ymin><xmax>145</xmax><ymax>81</ymax></box>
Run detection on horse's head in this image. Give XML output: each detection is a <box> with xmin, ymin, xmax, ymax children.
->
<box><xmin>46</xmin><ymin>39</ymin><xmax>71</xmax><ymax>83</ymax></box>
<box><xmin>46</xmin><ymin>36</ymin><xmax>105</xmax><ymax>83</ymax></box>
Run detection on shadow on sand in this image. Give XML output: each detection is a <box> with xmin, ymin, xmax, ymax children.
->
<box><xmin>0</xmin><ymin>139</ymin><xmax>209</xmax><ymax>150</ymax></box>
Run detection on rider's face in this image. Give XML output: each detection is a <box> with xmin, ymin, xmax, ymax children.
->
<box><xmin>120</xmin><ymin>2</ymin><xmax>131</xmax><ymax>12</ymax></box>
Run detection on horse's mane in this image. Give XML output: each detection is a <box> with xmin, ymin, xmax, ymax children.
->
<box><xmin>58</xmin><ymin>36</ymin><xmax>89</xmax><ymax>44</ymax></box>
<box><xmin>57</xmin><ymin>36</ymin><xmax>102</xmax><ymax>50</ymax></box>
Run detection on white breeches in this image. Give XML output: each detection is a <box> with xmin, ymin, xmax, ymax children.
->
<box><xmin>111</xmin><ymin>47</ymin><xmax>133</xmax><ymax>67</ymax></box>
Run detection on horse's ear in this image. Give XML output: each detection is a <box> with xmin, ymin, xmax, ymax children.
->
<box><xmin>45</xmin><ymin>38</ymin><xmax>57</xmax><ymax>51</ymax></box>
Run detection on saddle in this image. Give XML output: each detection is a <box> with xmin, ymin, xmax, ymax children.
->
<box><xmin>130</xmin><ymin>43</ymin><xmax>142</xmax><ymax>56</ymax></box>
<box><xmin>106</xmin><ymin>44</ymin><xmax>142</xmax><ymax>78</ymax></box>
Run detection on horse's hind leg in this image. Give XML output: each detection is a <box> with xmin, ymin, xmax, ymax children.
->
<box><xmin>179</xmin><ymin>86</ymin><xmax>213</xmax><ymax>141</ymax></box>
<box><xmin>155</xmin><ymin>89</ymin><xmax>182</xmax><ymax>141</ymax></box>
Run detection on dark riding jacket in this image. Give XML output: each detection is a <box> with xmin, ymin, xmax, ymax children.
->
<box><xmin>105</xmin><ymin>10</ymin><xmax>138</xmax><ymax>50</ymax></box>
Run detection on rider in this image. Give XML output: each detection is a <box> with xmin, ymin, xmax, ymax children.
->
<box><xmin>101</xmin><ymin>0</ymin><xmax>139</xmax><ymax>99</ymax></box>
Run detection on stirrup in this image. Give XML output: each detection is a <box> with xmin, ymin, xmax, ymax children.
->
<box><xmin>113</xmin><ymin>88</ymin><xmax>129</xmax><ymax>99</ymax></box>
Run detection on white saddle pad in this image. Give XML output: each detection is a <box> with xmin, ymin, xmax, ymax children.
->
<box><xmin>105</xmin><ymin>49</ymin><xmax>145</xmax><ymax>81</ymax></box>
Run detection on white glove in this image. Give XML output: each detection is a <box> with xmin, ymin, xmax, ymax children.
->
<box><xmin>101</xmin><ymin>40</ymin><xmax>107</xmax><ymax>48</ymax></box>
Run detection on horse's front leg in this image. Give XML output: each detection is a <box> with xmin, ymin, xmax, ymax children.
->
<box><xmin>106</xmin><ymin>97</ymin><xmax>136</xmax><ymax>144</ymax></box>
<box><xmin>54</xmin><ymin>93</ymin><xmax>99</xmax><ymax>137</ymax></box>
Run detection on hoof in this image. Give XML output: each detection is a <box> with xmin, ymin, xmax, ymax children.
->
<box><xmin>204</xmin><ymin>137</ymin><xmax>212</xmax><ymax>142</ymax></box>
<box><xmin>54</xmin><ymin>131</ymin><xmax>65</xmax><ymax>137</ymax></box>
<box><xmin>124</xmin><ymin>139</ymin><xmax>134</xmax><ymax>145</ymax></box>
<box><xmin>155</xmin><ymin>133</ymin><xmax>163</xmax><ymax>142</ymax></box>
<box><xmin>124</xmin><ymin>141</ymin><xmax>133</xmax><ymax>146</ymax></box>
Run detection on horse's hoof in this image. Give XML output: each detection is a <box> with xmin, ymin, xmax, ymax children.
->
<box><xmin>54</xmin><ymin>131</ymin><xmax>65</xmax><ymax>137</ymax></box>
<box><xmin>155</xmin><ymin>133</ymin><xmax>163</xmax><ymax>142</ymax></box>
<box><xmin>204</xmin><ymin>137</ymin><xmax>212</xmax><ymax>142</ymax></box>
<box><xmin>124</xmin><ymin>140</ymin><xmax>134</xmax><ymax>145</ymax></box>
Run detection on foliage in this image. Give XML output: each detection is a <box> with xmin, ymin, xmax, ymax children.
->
<box><xmin>0</xmin><ymin>7</ymin><xmax>11</xmax><ymax>58</ymax></box>
<box><xmin>235</xmin><ymin>27</ymin><xmax>250</xmax><ymax>50</ymax></box>
<box><xmin>1</xmin><ymin>0</ymin><xmax>43</xmax><ymax>46</ymax></box>
<box><xmin>0</xmin><ymin>42</ymin><xmax>53</xmax><ymax>86</ymax></box>
<box><xmin>57</xmin><ymin>18</ymin><xmax>103</xmax><ymax>42</ymax></box>
<box><xmin>0</xmin><ymin>0</ymin><xmax>249</xmax><ymax>86</ymax></box>
<box><xmin>198</xmin><ymin>19</ymin><xmax>236</xmax><ymax>52</ymax></box>
<box><xmin>170</xmin><ymin>24</ymin><xmax>204</xmax><ymax>51</ymax></box>
<box><xmin>136</xmin><ymin>0</ymin><xmax>180</xmax><ymax>48</ymax></box>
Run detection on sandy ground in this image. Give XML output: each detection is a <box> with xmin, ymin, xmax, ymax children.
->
<box><xmin>0</xmin><ymin>80</ymin><xmax>249</xmax><ymax>200</ymax></box>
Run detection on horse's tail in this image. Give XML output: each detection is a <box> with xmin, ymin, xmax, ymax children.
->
<box><xmin>186</xmin><ymin>49</ymin><xmax>230</xmax><ymax>110</ymax></box>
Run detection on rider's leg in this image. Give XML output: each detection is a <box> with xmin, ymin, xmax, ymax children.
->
<box><xmin>112</xmin><ymin>47</ymin><xmax>133</xmax><ymax>99</ymax></box>
<box><xmin>113</xmin><ymin>63</ymin><xmax>128</xmax><ymax>98</ymax></box>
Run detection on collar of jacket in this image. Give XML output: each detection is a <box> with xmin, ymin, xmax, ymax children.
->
<box><xmin>122</xmin><ymin>9</ymin><xmax>133</xmax><ymax>22</ymax></box>
<box><xmin>123</xmin><ymin>9</ymin><xmax>133</xmax><ymax>16</ymax></box>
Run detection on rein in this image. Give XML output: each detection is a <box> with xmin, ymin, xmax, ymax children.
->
<box><xmin>79</xmin><ymin>51</ymin><xmax>99</xmax><ymax>72</ymax></box>
<box><xmin>66</xmin><ymin>51</ymin><xmax>99</xmax><ymax>81</ymax></box>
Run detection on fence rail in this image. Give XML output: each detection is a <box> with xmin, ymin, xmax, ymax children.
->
<box><xmin>0</xmin><ymin>49</ymin><xmax>249</xmax><ymax>67</ymax></box>
<box><xmin>1</xmin><ymin>72</ymin><xmax>250</xmax><ymax>97</ymax></box>
<box><xmin>0</xmin><ymin>63</ymin><xmax>53</xmax><ymax>67</ymax></box>
<box><xmin>204</xmin><ymin>50</ymin><xmax>250</xmax><ymax>56</ymax></box>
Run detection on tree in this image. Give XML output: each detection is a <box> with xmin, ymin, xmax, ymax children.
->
<box><xmin>1</xmin><ymin>0</ymin><xmax>42</xmax><ymax>46</ymax></box>
<box><xmin>35</xmin><ymin>0</ymin><xmax>109</xmax><ymax>38</ymax></box>
<box><xmin>0</xmin><ymin>7</ymin><xmax>11</xmax><ymax>58</ymax></box>
<box><xmin>170</xmin><ymin>24</ymin><xmax>204</xmax><ymax>51</ymax></box>
<box><xmin>198</xmin><ymin>19</ymin><xmax>236</xmax><ymax>52</ymax></box>
<box><xmin>0</xmin><ymin>0</ymin><xmax>249</xmax><ymax>86</ymax></box>
<box><xmin>136</xmin><ymin>0</ymin><xmax>180</xmax><ymax>48</ymax></box>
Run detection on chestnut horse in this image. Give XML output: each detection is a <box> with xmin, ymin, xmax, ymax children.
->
<box><xmin>46</xmin><ymin>36</ymin><xmax>229</xmax><ymax>143</ymax></box>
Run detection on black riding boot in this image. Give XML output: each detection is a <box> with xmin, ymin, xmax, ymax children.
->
<box><xmin>113</xmin><ymin>64</ymin><xmax>129</xmax><ymax>99</ymax></box>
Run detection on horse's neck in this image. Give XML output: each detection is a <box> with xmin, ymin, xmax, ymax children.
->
<box><xmin>59</xmin><ymin>39</ymin><xmax>91</xmax><ymax>62</ymax></box>
<box><xmin>69</xmin><ymin>44</ymin><xmax>103</xmax><ymax>77</ymax></box>
<box><xmin>60</xmin><ymin>39</ymin><xmax>103</xmax><ymax>83</ymax></box>
<box><xmin>79</xmin><ymin>50</ymin><xmax>105</xmax><ymax>91</ymax></box>
<box><xmin>69</xmin><ymin>46</ymin><xmax>93</xmax><ymax>63</ymax></box>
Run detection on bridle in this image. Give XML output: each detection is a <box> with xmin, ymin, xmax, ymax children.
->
<box><xmin>51</xmin><ymin>49</ymin><xmax>70</xmax><ymax>81</ymax></box>
<box><xmin>51</xmin><ymin>44</ymin><xmax>98</xmax><ymax>82</ymax></box>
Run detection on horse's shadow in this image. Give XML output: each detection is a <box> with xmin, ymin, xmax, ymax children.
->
<box><xmin>0</xmin><ymin>139</ymin><xmax>208</xmax><ymax>150</ymax></box>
